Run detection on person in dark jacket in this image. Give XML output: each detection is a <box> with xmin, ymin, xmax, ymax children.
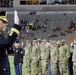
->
<box><xmin>0</xmin><ymin>10</ymin><xmax>21</xmax><ymax>75</ymax></box>
<box><xmin>13</xmin><ymin>39</ymin><xmax>24</xmax><ymax>75</ymax></box>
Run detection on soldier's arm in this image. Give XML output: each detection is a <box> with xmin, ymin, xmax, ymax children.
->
<box><xmin>49</xmin><ymin>46</ymin><xmax>51</xmax><ymax>60</ymax></box>
<box><xmin>66</xmin><ymin>45</ymin><xmax>70</xmax><ymax>59</ymax></box>
<box><xmin>0</xmin><ymin>24</ymin><xmax>21</xmax><ymax>47</ymax></box>
<box><xmin>56</xmin><ymin>46</ymin><xmax>59</xmax><ymax>63</ymax></box>
<box><xmin>0</xmin><ymin>10</ymin><xmax>21</xmax><ymax>47</ymax></box>
<box><xmin>30</xmin><ymin>46</ymin><xmax>32</xmax><ymax>59</ymax></box>
<box><xmin>37</xmin><ymin>46</ymin><xmax>41</xmax><ymax>60</ymax></box>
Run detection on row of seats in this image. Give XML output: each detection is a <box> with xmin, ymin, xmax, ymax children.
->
<box><xmin>7</xmin><ymin>13</ymin><xmax>76</xmax><ymax>41</ymax></box>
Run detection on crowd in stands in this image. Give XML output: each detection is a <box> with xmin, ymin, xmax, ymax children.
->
<box><xmin>65</xmin><ymin>21</ymin><xmax>76</xmax><ymax>33</ymax></box>
<box><xmin>5</xmin><ymin>18</ymin><xmax>76</xmax><ymax>40</ymax></box>
<box><xmin>48</xmin><ymin>20</ymin><xmax>76</xmax><ymax>38</ymax></box>
<box><xmin>0</xmin><ymin>0</ymin><xmax>13</xmax><ymax>7</ymax></box>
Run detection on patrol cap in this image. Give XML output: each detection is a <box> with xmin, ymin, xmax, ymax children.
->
<box><xmin>74</xmin><ymin>42</ymin><xmax>76</xmax><ymax>44</ymax></box>
<box><xmin>52</xmin><ymin>40</ymin><xmax>57</xmax><ymax>44</ymax></box>
<box><xmin>60</xmin><ymin>39</ymin><xmax>65</xmax><ymax>43</ymax></box>
<box><xmin>37</xmin><ymin>39</ymin><xmax>41</xmax><ymax>42</ymax></box>
<box><xmin>0</xmin><ymin>11</ymin><xmax>8</xmax><ymax>23</ymax></box>
<box><xmin>26</xmin><ymin>40</ymin><xmax>31</xmax><ymax>43</ymax></box>
<box><xmin>74</xmin><ymin>39</ymin><xmax>76</xmax><ymax>44</ymax></box>
<box><xmin>33</xmin><ymin>39</ymin><xmax>38</xmax><ymax>42</ymax></box>
<box><xmin>42</xmin><ymin>39</ymin><xmax>47</xmax><ymax>42</ymax></box>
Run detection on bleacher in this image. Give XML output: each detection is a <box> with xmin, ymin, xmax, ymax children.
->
<box><xmin>7</xmin><ymin>11</ymin><xmax>76</xmax><ymax>41</ymax></box>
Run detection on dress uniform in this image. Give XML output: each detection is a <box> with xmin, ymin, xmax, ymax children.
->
<box><xmin>0</xmin><ymin>10</ymin><xmax>21</xmax><ymax>75</ymax></box>
<box><xmin>14</xmin><ymin>40</ymin><xmax>24</xmax><ymax>75</ymax></box>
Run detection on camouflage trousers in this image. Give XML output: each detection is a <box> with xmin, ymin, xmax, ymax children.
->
<box><xmin>41</xmin><ymin>60</ymin><xmax>48</xmax><ymax>75</ymax></box>
<box><xmin>59</xmin><ymin>62</ymin><xmax>68</xmax><ymax>75</ymax></box>
<box><xmin>32</xmin><ymin>59</ymin><xmax>40</xmax><ymax>75</ymax></box>
<box><xmin>51</xmin><ymin>63</ymin><xmax>58</xmax><ymax>75</ymax></box>
<box><xmin>38</xmin><ymin>60</ymin><xmax>42</xmax><ymax>75</ymax></box>
<box><xmin>73</xmin><ymin>62</ymin><xmax>76</xmax><ymax>75</ymax></box>
<box><xmin>25</xmin><ymin>59</ymin><xmax>31</xmax><ymax>75</ymax></box>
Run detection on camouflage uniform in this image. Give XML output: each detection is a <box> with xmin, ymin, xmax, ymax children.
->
<box><xmin>58</xmin><ymin>40</ymin><xmax>70</xmax><ymax>75</ymax></box>
<box><xmin>40</xmin><ymin>39</ymin><xmax>50</xmax><ymax>75</ymax></box>
<box><xmin>24</xmin><ymin>40</ymin><xmax>32</xmax><ymax>75</ymax></box>
<box><xmin>37</xmin><ymin>39</ymin><xmax>42</xmax><ymax>75</ymax></box>
<box><xmin>31</xmin><ymin>40</ymin><xmax>40</xmax><ymax>75</ymax></box>
<box><xmin>72</xmin><ymin>43</ymin><xmax>76</xmax><ymax>75</ymax></box>
<box><xmin>50</xmin><ymin>41</ymin><xmax>59</xmax><ymax>75</ymax></box>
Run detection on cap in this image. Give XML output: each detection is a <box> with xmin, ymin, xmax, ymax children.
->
<box><xmin>26</xmin><ymin>40</ymin><xmax>31</xmax><ymax>43</ymax></box>
<box><xmin>60</xmin><ymin>39</ymin><xmax>65</xmax><ymax>43</ymax></box>
<box><xmin>74</xmin><ymin>39</ymin><xmax>76</xmax><ymax>44</ymax></box>
<box><xmin>52</xmin><ymin>40</ymin><xmax>57</xmax><ymax>44</ymax></box>
<box><xmin>33</xmin><ymin>40</ymin><xmax>37</xmax><ymax>42</ymax></box>
<box><xmin>42</xmin><ymin>39</ymin><xmax>47</xmax><ymax>42</ymax></box>
<box><xmin>37</xmin><ymin>39</ymin><xmax>41</xmax><ymax>41</ymax></box>
<box><xmin>0</xmin><ymin>11</ymin><xmax>8</xmax><ymax>22</ymax></box>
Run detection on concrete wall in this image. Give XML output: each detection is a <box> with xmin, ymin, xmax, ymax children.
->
<box><xmin>1</xmin><ymin>5</ymin><xmax>76</xmax><ymax>11</ymax></box>
<box><xmin>13</xmin><ymin>0</ymin><xmax>20</xmax><ymax>7</ymax></box>
<box><xmin>12</xmin><ymin>0</ymin><xmax>76</xmax><ymax>11</ymax></box>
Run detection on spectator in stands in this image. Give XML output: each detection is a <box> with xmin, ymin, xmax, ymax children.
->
<box><xmin>29</xmin><ymin>11</ymin><xmax>36</xmax><ymax>15</ymax></box>
<box><xmin>36</xmin><ymin>18</ymin><xmax>39</xmax><ymax>23</ymax></box>
<box><xmin>42</xmin><ymin>23</ymin><xmax>47</xmax><ymax>32</ymax></box>
<box><xmin>44</xmin><ymin>20</ymin><xmax>47</xmax><ymax>23</ymax></box>
<box><xmin>29</xmin><ymin>11</ymin><xmax>33</xmax><ymax>15</ymax></box>
<box><xmin>70</xmin><ymin>21</ymin><xmax>75</xmax><ymax>29</ymax></box>
<box><xmin>64</xmin><ymin>13</ymin><xmax>66</xmax><ymax>16</ymax></box>
<box><xmin>54</xmin><ymin>26</ymin><xmax>61</xmax><ymax>31</ymax></box>
<box><xmin>65</xmin><ymin>20</ymin><xmax>76</xmax><ymax>34</ymax></box>
<box><xmin>66</xmin><ymin>20</ymin><xmax>76</xmax><ymax>33</ymax></box>
<box><xmin>20</xmin><ymin>20</ymin><xmax>27</xmax><ymax>32</ymax></box>
<box><xmin>65</xmin><ymin>27</ymin><xmax>71</xmax><ymax>33</ymax></box>
<box><xmin>48</xmin><ymin>30</ymin><xmax>58</xmax><ymax>38</ymax></box>
<box><xmin>46</xmin><ymin>18</ymin><xmax>49</xmax><ymax>21</ymax></box>
<box><xmin>59</xmin><ymin>28</ymin><xmax>66</xmax><ymax>36</ymax></box>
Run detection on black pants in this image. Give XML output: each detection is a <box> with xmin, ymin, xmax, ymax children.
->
<box><xmin>0</xmin><ymin>70</ymin><xmax>10</xmax><ymax>75</ymax></box>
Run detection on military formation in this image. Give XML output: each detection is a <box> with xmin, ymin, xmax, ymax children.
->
<box><xmin>23</xmin><ymin>38</ymin><xmax>76</xmax><ymax>75</ymax></box>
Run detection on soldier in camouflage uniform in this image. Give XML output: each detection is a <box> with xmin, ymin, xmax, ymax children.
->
<box><xmin>24</xmin><ymin>40</ymin><xmax>32</xmax><ymax>75</ymax></box>
<box><xmin>49</xmin><ymin>40</ymin><xmax>59</xmax><ymax>75</ymax></box>
<box><xmin>58</xmin><ymin>40</ymin><xmax>70</xmax><ymax>75</ymax></box>
<box><xmin>31</xmin><ymin>40</ymin><xmax>41</xmax><ymax>75</ymax></box>
<box><xmin>40</xmin><ymin>39</ymin><xmax>50</xmax><ymax>75</ymax></box>
<box><xmin>72</xmin><ymin>42</ymin><xmax>76</xmax><ymax>75</ymax></box>
<box><xmin>47</xmin><ymin>40</ymin><xmax>51</xmax><ymax>75</ymax></box>
<box><xmin>37</xmin><ymin>39</ymin><xmax>42</xmax><ymax>75</ymax></box>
